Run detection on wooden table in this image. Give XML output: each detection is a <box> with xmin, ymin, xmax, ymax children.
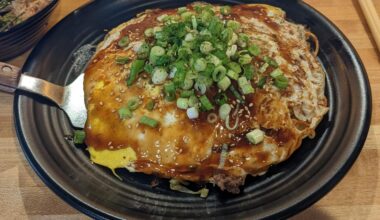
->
<box><xmin>1</xmin><ymin>0</ymin><xmax>379</xmax><ymax>219</ymax></box>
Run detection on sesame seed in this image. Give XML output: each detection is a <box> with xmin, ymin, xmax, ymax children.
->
<box><xmin>108</xmin><ymin>141</ymin><xmax>112</xmax><ymax>146</ymax></box>
<box><xmin>99</xmin><ymin>101</ymin><xmax>104</xmax><ymax>106</ymax></box>
<box><xmin>249</xmin><ymin>103</ymin><xmax>253</xmax><ymax>107</ymax></box>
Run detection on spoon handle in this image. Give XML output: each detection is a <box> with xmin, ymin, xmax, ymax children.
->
<box><xmin>0</xmin><ymin>62</ymin><xmax>20</xmax><ymax>93</ymax></box>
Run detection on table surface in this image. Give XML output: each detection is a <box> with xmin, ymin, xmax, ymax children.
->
<box><xmin>1</xmin><ymin>0</ymin><xmax>380</xmax><ymax>219</ymax></box>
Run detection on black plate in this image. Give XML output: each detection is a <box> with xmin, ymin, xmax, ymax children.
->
<box><xmin>0</xmin><ymin>0</ymin><xmax>58</xmax><ymax>60</ymax></box>
<box><xmin>14</xmin><ymin>0</ymin><xmax>371</xmax><ymax>219</ymax></box>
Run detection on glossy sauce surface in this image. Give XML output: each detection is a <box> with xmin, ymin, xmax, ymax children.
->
<box><xmin>84</xmin><ymin>3</ymin><xmax>328</xmax><ymax>184</ymax></box>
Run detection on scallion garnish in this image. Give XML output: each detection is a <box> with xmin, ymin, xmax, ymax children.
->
<box><xmin>139</xmin><ymin>116</ymin><xmax>159</xmax><ymax>128</ymax></box>
<box><xmin>220</xmin><ymin>6</ymin><xmax>231</xmax><ymax>15</ymax></box>
<box><xmin>146</xmin><ymin>100</ymin><xmax>155</xmax><ymax>111</ymax></box>
<box><xmin>73</xmin><ymin>130</ymin><xmax>85</xmax><ymax>144</ymax></box>
<box><xmin>180</xmin><ymin>90</ymin><xmax>194</xmax><ymax>98</ymax></box>
<box><xmin>115</xmin><ymin>56</ymin><xmax>130</xmax><ymax>65</ymax></box>
<box><xmin>118</xmin><ymin>36</ymin><xmax>129</xmax><ymax>47</ymax></box>
<box><xmin>118</xmin><ymin>107</ymin><xmax>133</xmax><ymax>119</ymax></box>
<box><xmin>127</xmin><ymin>59</ymin><xmax>145</xmax><ymax>86</ymax></box>
<box><xmin>200</xmin><ymin>95</ymin><xmax>214</xmax><ymax>111</ymax></box>
<box><xmin>274</xmin><ymin>75</ymin><xmax>289</xmax><ymax>89</ymax></box>
<box><xmin>127</xmin><ymin>97</ymin><xmax>140</xmax><ymax>110</ymax></box>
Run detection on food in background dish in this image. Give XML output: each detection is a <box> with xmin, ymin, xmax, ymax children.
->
<box><xmin>81</xmin><ymin>2</ymin><xmax>328</xmax><ymax>195</ymax></box>
<box><xmin>0</xmin><ymin>0</ymin><xmax>51</xmax><ymax>32</ymax></box>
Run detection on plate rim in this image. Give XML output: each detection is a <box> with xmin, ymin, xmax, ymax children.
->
<box><xmin>13</xmin><ymin>0</ymin><xmax>372</xmax><ymax>219</ymax></box>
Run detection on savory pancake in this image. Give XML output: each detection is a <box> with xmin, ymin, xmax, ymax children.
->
<box><xmin>83</xmin><ymin>2</ymin><xmax>328</xmax><ymax>194</ymax></box>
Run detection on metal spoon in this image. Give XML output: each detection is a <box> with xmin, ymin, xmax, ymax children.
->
<box><xmin>0</xmin><ymin>62</ymin><xmax>86</xmax><ymax>128</ymax></box>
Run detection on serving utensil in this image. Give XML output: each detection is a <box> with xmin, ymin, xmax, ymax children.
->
<box><xmin>0</xmin><ymin>62</ymin><xmax>86</xmax><ymax>128</ymax></box>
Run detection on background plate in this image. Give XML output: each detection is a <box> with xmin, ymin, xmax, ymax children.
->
<box><xmin>14</xmin><ymin>0</ymin><xmax>371</xmax><ymax>219</ymax></box>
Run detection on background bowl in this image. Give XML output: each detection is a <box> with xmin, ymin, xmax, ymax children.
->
<box><xmin>0</xmin><ymin>0</ymin><xmax>58</xmax><ymax>61</ymax></box>
<box><xmin>14</xmin><ymin>0</ymin><xmax>371</xmax><ymax>219</ymax></box>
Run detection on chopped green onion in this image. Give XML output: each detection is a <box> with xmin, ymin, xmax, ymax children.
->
<box><xmin>152</xmin><ymin>67</ymin><xmax>168</xmax><ymax>84</ymax></box>
<box><xmin>274</xmin><ymin>75</ymin><xmax>288</xmax><ymax>89</ymax></box>
<box><xmin>212</xmin><ymin>65</ymin><xmax>227</xmax><ymax>82</ymax></box>
<box><xmin>149</xmin><ymin>46</ymin><xmax>165</xmax><ymax>65</ymax></box>
<box><xmin>259</xmin><ymin>63</ymin><xmax>269</xmax><ymax>73</ymax></box>
<box><xmin>188</xmin><ymin>95</ymin><xmax>199</xmax><ymax>107</ymax></box>
<box><xmin>257</xmin><ymin>77</ymin><xmax>267</xmax><ymax>88</ymax></box>
<box><xmin>191</xmin><ymin>15</ymin><xmax>197</xmax><ymax>30</ymax></box>
<box><xmin>217</xmin><ymin>76</ymin><xmax>231</xmax><ymax>91</ymax></box>
<box><xmin>206</xmin><ymin>113</ymin><xmax>218</xmax><ymax>124</ymax></box>
<box><xmin>118</xmin><ymin>36</ymin><xmax>129</xmax><ymax>47</ymax></box>
<box><xmin>238</xmin><ymin>76</ymin><xmax>249</xmax><ymax>88</ymax></box>
<box><xmin>228</xmin><ymin>32</ymin><xmax>238</xmax><ymax>45</ymax></box>
<box><xmin>200</xmin><ymin>29</ymin><xmax>212</xmax><ymax>37</ymax></box>
<box><xmin>139</xmin><ymin>116</ymin><xmax>159</xmax><ymax>128</ymax></box>
<box><xmin>228</xmin><ymin>62</ymin><xmax>242</xmax><ymax>74</ymax></box>
<box><xmin>220</xmin><ymin>6</ymin><xmax>231</xmax><ymax>15</ymax></box>
<box><xmin>127</xmin><ymin>97</ymin><xmax>140</xmax><ymax>110</ymax></box>
<box><xmin>180</xmin><ymin>90</ymin><xmax>194</xmax><ymax>98</ymax></box>
<box><xmin>226</xmin><ymin>20</ymin><xmax>240</xmax><ymax>32</ymax></box>
<box><xmin>219</xmin><ymin>103</ymin><xmax>231</xmax><ymax>120</ymax></box>
<box><xmin>229</xmin><ymin>85</ymin><xmax>244</xmax><ymax>103</ymax></box>
<box><xmin>241</xmin><ymin>84</ymin><xmax>254</xmax><ymax>94</ymax></box>
<box><xmin>185</xmin><ymin>33</ymin><xmax>195</xmax><ymax>41</ymax></box>
<box><xmin>146</xmin><ymin>100</ymin><xmax>155</xmax><ymax>111</ymax></box>
<box><xmin>238</xmin><ymin>54</ymin><xmax>252</xmax><ymax>65</ymax></box>
<box><xmin>182</xmin><ymin>78</ymin><xmax>194</xmax><ymax>90</ymax></box>
<box><xmin>164</xmin><ymin>82</ymin><xmax>176</xmax><ymax>101</ymax></box>
<box><xmin>206</xmin><ymin>54</ymin><xmax>221</xmax><ymax>66</ymax></box>
<box><xmin>222</xmin><ymin>28</ymin><xmax>233</xmax><ymax>42</ymax></box>
<box><xmin>237</xmin><ymin>33</ymin><xmax>249</xmax><ymax>48</ymax></box>
<box><xmin>73</xmin><ymin>130</ymin><xmax>85</xmax><ymax>144</ymax></box>
<box><xmin>153</xmin><ymin>26</ymin><xmax>162</xmax><ymax>33</ymax></box>
<box><xmin>270</xmin><ymin>68</ymin><xmax>283</xmax><ymax>78</ymax></box>
<box><xmin>226</xmin><ymin>44</ymin><xmax>237</xmax><ymax>57</ymax></box>
<box><xmin>157</xmin><ymin>14</ymin><xmax>169</xmax><ymax>22</ymax></box>
<box><xmin>263</xmin><ymin>56</ymin><xmax>278</xmax><ymax>67</ymax></box>
<box><xmin>177</xmin><ymin>98</ymin><xmax>189</xmax><ymax>109</ymax></box>
<box><xmin>172</xmin><ymin>61</ymin><xmax>186</xmax><ymax>87</ymax></box>
<box><xmin>243</xmin><ymin>64</ymin><xmax>255</xmax><ymax>80</ymax></box>
<box><xmin>136</xmin><ymin>42</ymin><xmax>150</xmax><ymax>59</ymax></box>
<box><xmin>115</xmin><ymin>56</ymin><xmax>130</xmax><ymax>64</ymax></box>
<box><xmin>154</xmin><ymin>31</ymin><xmax>168</xmax><ymax>41</ymax></box>
<box><xmin>200</xmin><ymin>95</ymin><xmax>214</xmax><ymax>111</ymax></box>
<box><xmin>248</xmin><ymin>44</ymin><xmax>261</xmax><ymax>56</ymax></box>
<box><xmin>187</xmin><ymin>107</ymin><xmax>199</xmax><ymax>119</ymax></box>
<box><xmin>246</xmin><ymin>128</ymin><xmax>264</xmax><ymax>144</ymax></box>
<box><xmin>178</xmin><ymin>47</ymin><xmax>192</xmax><ymax>59</ymax></box>
<box><xmin>127</xmin><ymin>59</ymin><xmax>145</xmax><ymax>86</ymax></box>
<box><xmin>118</xmin><ymin>107</ymin><xmax>133</xmax><ymax>119</ymax></box>
<box><xmin>200</xmin><ymin>41</ymin><xmax>214</xmax><ymax>54</ymax></box>
<box><xmin>144</xmin><ymin>28</ymin><xmax>154</xmax><ymax>37</ymax></box>
<box><xmin>177</xmin><ymin>7</ymin><xmax>187</xmax><ymax>14</ymax></box>
<box><xmin>227</xmin><ymin>69</ymin><xmax>239</xmax><ymax>80</ymax></box>
<box><xmin>144</xmin><ymin>63</ymin><xmax>154</xmax><ymax>74</ymax></box>
<box><xmin>201</xmin><ymin>10</ymin><xmax>213</xmax><ymax>24</ymax></box>
<box><xmin>194</xmin><ymin>82</ymin><xmax>207</xmax><ymax>94</ymax></box>
<box><xmin>194</xmin><ymin>58</ymin><xmax>207</xmax><ymax>72</ymax></box>
<box><xmin>181</xmin><ymin>11</ymin><xmax>193</xmax><ymax>20</ymax></box>
<box><xmin>237</xmin><ymin>76</ymin><xmax>254</xmax><ymax>94</ymax></box>
<box><xmin>214</xmin><ymin>92</ymin><xmax>228</xmax><ymax>105</ymax></box>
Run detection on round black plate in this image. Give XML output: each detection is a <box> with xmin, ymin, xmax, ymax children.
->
<box><xmin>14</xmin><ymin>0</ymin><xmax>371</xmax><ymax>219</ymax></box>
<box><xmin>0</xmin><ymin>0</ymin><xmax>58</xmax><ymax>60</ymax></box>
